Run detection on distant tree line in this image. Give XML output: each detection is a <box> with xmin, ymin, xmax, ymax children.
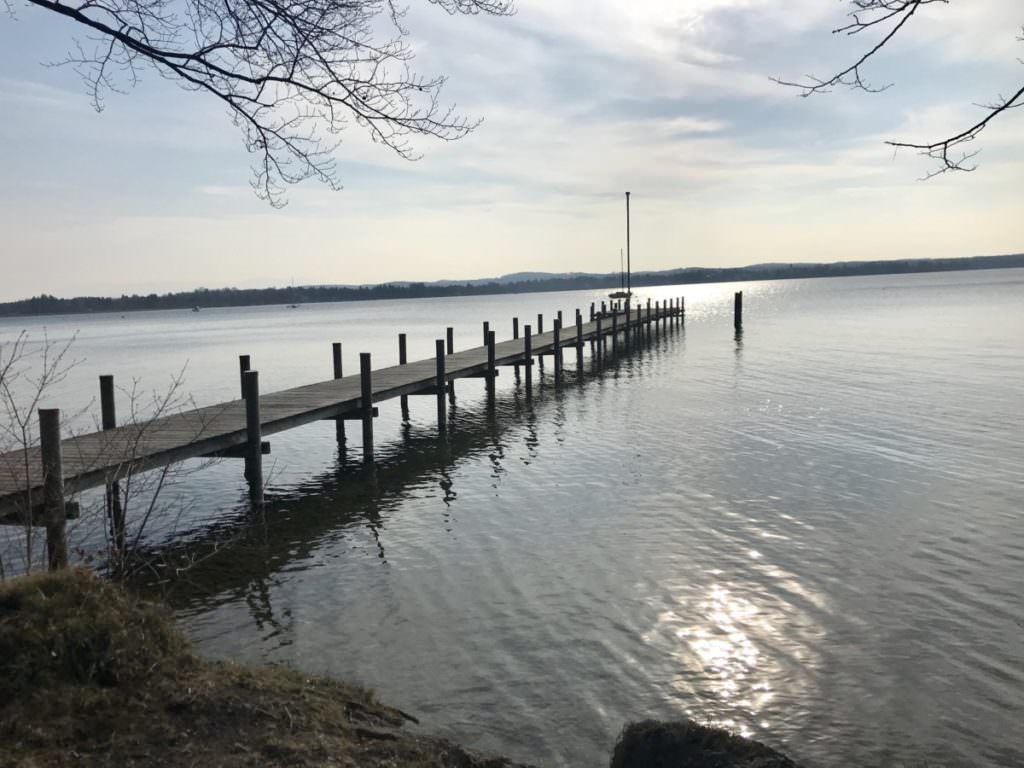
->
<box><xmin>2</xmin><ymin>253</ymin><xmax>1021</xmax><ymax>318</ymax></box>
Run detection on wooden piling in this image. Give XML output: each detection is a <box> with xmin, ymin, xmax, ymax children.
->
<box><xmin>553</xmin><ymin>319</ymin><xmax>562</xmax><ymax>386</ymax></box>
<box><xmin>398</xmin><ymin>334</ymin><xmax>410</xmax><ymax>420</ymax></box>
<box><xmin>360</xmin><ymin>353</ymin><xmax>374</xmax><ymax>465</ymax></box>
<box><xmin>446</xmin><ymin>328</ymin><xmax>455</xmax><ymax>402</ymax></box>
<box><xmin>486</xmin><ymin>330</ymin><xmax>497</xmax><ymax>399</ymax></box>
<box><xmin>595</xmin><ymin>315</ymin><xmax>604</xmax><ymax>360</ymax></box>
<box><xmin>590</xmin><ymin>302</ymin><xmax>595</xmax><ymax>321</ymax></box>
<box><xmin>242</xmin><ymin>371</ymin><xmax>263</xmax><ymax>504</ymax></box>
<box><xmin>239</xmin><ymin>355</ymin><xmax>251</xmax><ymax>399</ymax></box>
<box><xmin>611</xmin><ymin>310</ymin><xmax>618</xmax><ymax>353</ymax></box>
<box><xmin>537</xmin><ymin>314</ymin><xmax>544</xmax><ymax>335</ymax></box>
<box><xmin>512</xmin><ymin>317</ymin><xmax>520</xmax><ymax>340</ymax></box>
<box><xmin>39</xmin><ymin>408</ymin><xmax>67</xmax><ymax>570</ymax></box>
<box><xmin>734</xmin><ymin>291</ymin><xmax>743</xmax><ymax>330</ymax></box>
<box><xmin>331</xmin><ymin>343</ymin><xmax>347</xmax><ymax>443</ymax></box>
<box><xmin>483</xmin><ymin>321</ymin><xmax>490</xmax><ymax>347</ymax></box>
<box><xmin>435</xmin><ymin>340</ymin><xmax>447</xmax><ymax>433</ymax></box>
<box><xmin>575</xmin><ymin>310</ymin><xmax>584</xmax><ymax>370</ymax></box>
<box><xmin>557</xmin><ymin>310</ymin><xmax>563</xmax><ymax>328</ymax></box>
<box><xmin>99</xmin><ymin>375</ymin><xmax>125</xmax><ymax>553</ymax></box>
<box><xmin>524</xmin><ymin>324</ymin><xmax>533</xmax><ymax>399</ymax></box>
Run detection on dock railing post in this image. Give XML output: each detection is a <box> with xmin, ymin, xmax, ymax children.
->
<box><xmin>512</xmin><ymin>317</ymin><xmax>520</xmax><ymax>380</ymax></box>
<box><xmin>575</xmin><ymin>310</ymin><xmax>584</xmax><ymax>372</ymax></box>
<box><xmin>524</xmin><ymin>324</ymin><xmax>533</xmax><ymax>399</ymax></box>
<box><xmin>590</xmin><ymin>302</ymin><xmax>595</xmax><ymax>321</ymax></box>
<box><xmin>99</xmin><ymin>375</ymin><xmax>125</xmax><ymax>554</ymax></box>
<box><xmin>435</xmin><ymin>340</ymin><xmax>447</xmax><ymax>433</ymax></box>
<box><xmin>486</xmin><ymin>330</ymin><xmax>497</xmax><ymax>400</ymax></box>
<box><xmin>636</xmin><ymin>304</ymin><xmax>642</xmax><ymax>345</ymax></box>
<box><xmin>595</xmin><ymin>315</ymin><xmax>603</xmax><ymax>363</ymax></box>
<box><xmin>239</xmin><ymin>355</ymin><xmax>251</xmax><ymax>399</ymax></box>
<box><xmin>332</xmin><ymin>343</ymin><xmax>347</xmax><ymax>443</ymax></box>
<box><xmin>611</xmin><ymin>310</ymin><xmax>618</xmax><ymax>354</ymax></box>
<box><xmin>39</xmin><ymin>408</ymin><xmax>67</xmax><ymax>570</ymax></box>
<box><xmin>553</xmin><ymin>319</ymin><xmax>562</xmax><ymax>386</ymax></box>
<box><xmin>397</xmin><ymin>334</ymin><xmax>410</xmax><ymax>420</ymax></box>
<box><xmin>483</xmin><ymin>321</ymin><xmax>490</xmax><ymax>347</ymax></box>
<box><xmin>446</xmin><ymin>327</ymin><xmax>455</xmax><ymax>402</ymax></box>
<box><xmin>242</xmin><ymin>371</ymin><xmax>263</xmax><ymax>505</ymax></box>
<box><xmin>734</xmin><ymin>291</ymin><xmax>743</xmax><ymax>331</ymax></box>
<box><xmin>360</xmin><ymin>353</ymin><xmax>374</xmax><ymax>465</ymax></box>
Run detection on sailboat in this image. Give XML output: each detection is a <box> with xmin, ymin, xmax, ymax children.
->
<box><xmin>608</xmin><ymin>248</ymin><xmax>630</xmax><ymax>300</ymax></box>
<box><xmin>608</xmin><ymin>191</ymin><xmax>633</xmax><ymax>300</ymax></box>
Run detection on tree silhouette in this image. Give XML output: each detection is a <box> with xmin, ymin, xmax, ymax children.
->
<box><xmin>12</xmin><ymin>0</ymin><xmax>513</xmax><ymax>206</ymax></box>
<box><xmin>775</xmin><ymin>0</ymin><xmax>1023</xmax><ymax>177</ymax></box>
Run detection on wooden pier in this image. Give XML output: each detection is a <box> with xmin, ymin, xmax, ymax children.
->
<box><xmin>0</xmin><ymin>298</ymin><xmax>686</xmax><ymax>568</ymax></box>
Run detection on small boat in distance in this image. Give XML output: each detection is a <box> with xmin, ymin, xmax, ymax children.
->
<box><xmin>609</xmin><ymin>248</ymin><xmax>631</xmax><ymax>300</ymax></box>
<box><xmin>608</xmin><ymin>191</ymin><xmax>633</xmax><ymax>301</ymax></box>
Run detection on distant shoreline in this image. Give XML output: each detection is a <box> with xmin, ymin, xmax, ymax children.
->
<box><xmin>2</xmin><ymin>252</ymin><xmax>1021</xmax><ymax>319</ymax></box>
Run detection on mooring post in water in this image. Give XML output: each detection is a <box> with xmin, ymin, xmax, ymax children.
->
<box><xmin>734</xmin><ymin>291</ymin><xmax>743</xmax><ymax>331</ymax></box>
<box><xmin>482</xmin><ymin>321</ymin><xmax>490</xmax><ymax>348</ymax></box>
<box><xmin>242</xmin><ymin>371</ymin><xmax>263</xmax><ymax>505</ymax></box>
<box><xmin>589</xmin><ymin>302</ymin><xmax>595</xmax><ymax>321</ymax></box>
<box><xmin>512</xmin><ymin>317</ymin><xmax>520</xmax><ymax>380</ymax></box>
<box><xmin>576</xmin><ymin>310</ymin><xmax>584</xmax><ymax>371</ymax></box>
<box><xmin>595</xmin><ymin>314</ymin><xmax>604</xmax><ymax>361</ymax></box>
<box><xmin>553</xmin><ymin>318</ymin><xmax>563</xmax><ymax>386</ymax></box>
<box><xmin>39</xmin><ymin>408</ymin><xmax>67</xmax><ymax>570</ymax></box>
<box><xmin>435</xmin><ymin>339</ymin><xmax>447</xmax><ymax>433</ymax></box>
<box><xmin>486</xmin><ymin>330</ymin><xmax>497</xmax><ymax>400</ymax></box>
<box><xmin>524</xmin><ymin>324</ymin><xmax>533</xmax><ymax>399</ymax></box>
<box><xmin>601</xmin><ymin>300</ymin><xmax>607</xmax><ymax>315</ymax></box>
<box><xmin>636</xmin><ymin>304</ymin><xmax>643</xmax><ymax>344</ymax></box>
<box><xmin>360</xmin><ymin>353</ymin><xmax>374</xmax><ymax>465</ymax></box>
<box><xmin>446</xmin><ymin>327</ymin><xmax>455</xmax><ymax>402</ymax></box>
<box><xmin>398</xmin><ymin>334</ymin><xmax>410</xmax><ymax>420</ymax></box>
<box><xmin>330</xmin><ymin>343</ymin><xmax>347</xmax><ymax>444</ymax></box>
<box><xmin>681</xmin><ymin>296</ymin><xmax>686</xmax><ymax>323</ymax></box>
<box><xmin>99</xmin><ymin>375</ymin><xmax>125</xmax><ymax>553</ymax></box>
<box><xmin>557</xmin><ymin>310</ymin><xmax>563</xmax><ymax>328</ymax></box>
<box><xmin>239</xmin><ymin>354</ymin><xmax>251</xmax><ymax>399</ymax></box>
<box><xmin>611</xmin><ymin>310</ymin><xmax>618</xmax><ymax>353</ymax></box>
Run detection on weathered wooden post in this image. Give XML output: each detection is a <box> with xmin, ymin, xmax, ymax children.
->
<box><xmin>601</xmin><ymin>300</ymin><xmax>607</xmax><ymax>315</ymax></box>
<box><xmin>589</xmin><ymin>302</ymin><xmax>595</xmax><ymax>321</ymax></box>
<box><xmin>595</xmin><ymin>315</ymin><xmax>604</xmax><ymax>361</ymax></box>
<box><xmin>397</xmin><ymin>334</ymin><xmax>410</xmax><ymax>420</ymax></box>
<box><xmin>611</xmin><ymin>309</ymin><xmax>618</xmax><ymax>353</ymax></box>
<box><xmin>512</xmin><ymin>317</ymin><xmax>520</xmax><ymax>380</ymax></box>
<box><xmin>557</xmin><ymin>310</ymin><xmax>563</xmax><ymax>328</ymax></box>
<box><xmin>681</xmin><ymin>296</ymin><xmax>686</xmax><ymax>323</ymax></box>
<box><xmin>734</xmin><ymin>291</ymin><xmax>743</xmax><ymax>331</ymax></box>
<box><xmin>524</xmin><ymin>324</ymin><xmax>533</xmax><ymax>399</ymax></box>
<box><xmin>39</xmin><ymin>408</ymin><xmax>67</xmax><ymax>570</ymax></box>
<box><xmin>553</xmin><ymin>318</ymin><xmax>562</xmax><ymax>386</ymax></box>
<box><xmin>360</xmin><ymin>353</ymin><xmax>374</xmax><ymax>465</ymax></box>
<box><xmin>331</xmin><ymin>343</ymin><xmax>347</xmax><ymax>443</ymax></box>
<box><xmin>446</xmin><ymin>327</ymin><xmax>455</xmax><ymax>402</ymax></box>
<box><xmin>99</xmin><ymin>375</ymin><xmax>125</xmax><ymax>553</ymax></box>
<box><xmin>483</xmin><ymin>321</ymin><xmax>490</xmax><ymax>347</ymax></box>
<box><xmin>636</xmin><ymin>304</ymin><xmax>642</xmax><ymax>345</ymax></box>
<box><xmin>435</xmin><ymin>340</ymin><xmax>447</xmax><ymax>433</ymax></box>
<box><xmin>655</xmin><ymin>300</ymin><xmax>661</xmax><ymax>333</ymax></box>
<box><xmin>575</xmin><ymin>309</ymin><xmax>584</xmax><ymax>370</ymax></box>
<box><xmin>242</xmin><ymin>370</ymin><xmax>263</xmax><ymax>505</ymax></box>
<box><xmin>646</xmin><ymin>298</ymin><xmax>652</xmax><ymax>340</ymax></box>
<box><xmin>486</xmin><ymin>330</ymin><xmax>497</xmax><ymax>401</ymax></box>
<box><xmin>537</xmin><ymin>313</ymin><xmax>544</xmax><ymax>334</ymax></box>
<box><xmin>239</xmin><ymin>354</ymin><xmax>251</xmax><ymax>399</ymax></box>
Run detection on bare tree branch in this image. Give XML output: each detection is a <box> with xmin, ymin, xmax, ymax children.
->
<box><xmin>775</xmin><ymin>2</ymin><xmax>1023</xmax><ymax>177</ymax></box>
<box><xmin>17</xmin><ymin>0</ymin><xmax>514</xmax><ymax>206</ymax></box>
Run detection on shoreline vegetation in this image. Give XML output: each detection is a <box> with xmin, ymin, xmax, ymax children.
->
<box><xmin>1</xmin><ymin>570</ymin><xmax>800</xmax><ymax>767</ymax></box>
<box><xmin>1</xmin><ymin>253</ymin><xmax>1021</xmax><ymax>319</ymax></box>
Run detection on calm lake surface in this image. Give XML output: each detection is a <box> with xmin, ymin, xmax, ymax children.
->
<box><xmin>2</xmin><ymin>270</ymin><xmax>1022</xmax><ymax>767</ymax></box>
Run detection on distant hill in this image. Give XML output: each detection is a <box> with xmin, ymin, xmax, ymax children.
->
<box><xmin>1</xmin><ymin>253</ymin><xmax>1021</xmax><ymax>318</ymax></box>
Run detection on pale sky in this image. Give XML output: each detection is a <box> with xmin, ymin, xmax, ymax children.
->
<box><xmin>0</xmin><ymin>0</ymin><xmax>1021</xmax><ymax>300</ymax></box>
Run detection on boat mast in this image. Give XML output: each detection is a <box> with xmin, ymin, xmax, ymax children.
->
<box><xmin>620</xmin><ymin>249</ymin><xmax>625</xmax><ymax>291</ymax></box>
<box><xmin>625</xmin><ymin>191</ymin><xmax>631</xmax><ymax>295</ymax></box>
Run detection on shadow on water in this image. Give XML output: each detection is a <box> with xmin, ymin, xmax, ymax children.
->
<box><xmin>133</xmin><ymin>318</ymin><xmax>686</xmax><ymax>616</ymax></box>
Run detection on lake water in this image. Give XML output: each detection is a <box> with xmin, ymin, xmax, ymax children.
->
<box><xmin>1</xmin><ymin>270</ymin><xmax>1022</xmax><ymax>767</ymax></box>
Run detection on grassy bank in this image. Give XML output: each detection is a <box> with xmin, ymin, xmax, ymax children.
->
<box><xmin>1</xmin><ymin>570</ymin><xmax>800</xmax><ymax>767</ymax></box>
<box><xmin>0</xmin><ymin>570</ymin><xmax>524</xmax><ymax>767</ymax></box>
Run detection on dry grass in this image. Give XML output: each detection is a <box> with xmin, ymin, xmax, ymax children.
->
<box><xmin>0</xmin><ymin>570</ymin><xmax>525</xmax><ymax>768</ymax></box>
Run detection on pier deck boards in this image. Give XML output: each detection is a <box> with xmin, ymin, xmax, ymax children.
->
<box><xmin>0</xmin><ymin>307</ymin><xmax>674</xmax><ymax>512</ymax></box>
